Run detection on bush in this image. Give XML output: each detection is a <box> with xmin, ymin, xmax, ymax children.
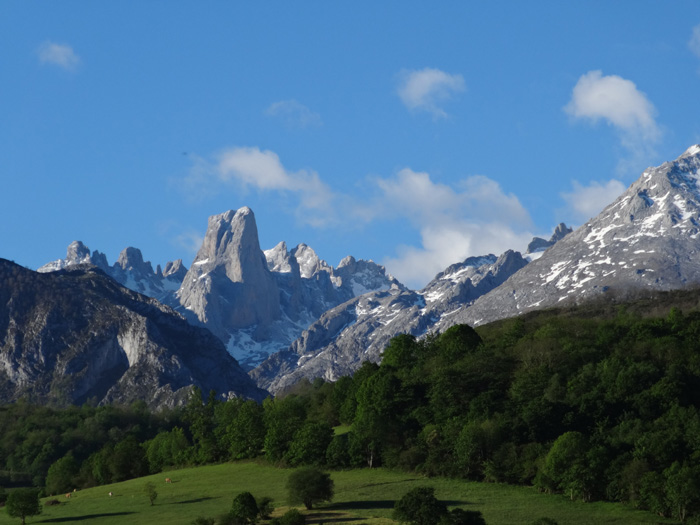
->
<box><xmin>286</xmin><ymin>467</ymin><xmax>334</xmax><ymax>509</ymax></box>
<box><xmin>230</xmin><ymin>491</ymin><xmax>259</xmax><ymax>524</ymax></box>
<box><xmin>272</xmin><ymin>508</ymin><xmax>305</xmax><ymax>525</ymax></box>
<box><xmin>393</xmin><ymin>487</ymin><xmax>447</xmax><ymax>525</ymax></box>
<box><xmin>256</xmin><ymin>496</ymin><xmax>274</xmax><ymax>519</ymax></box>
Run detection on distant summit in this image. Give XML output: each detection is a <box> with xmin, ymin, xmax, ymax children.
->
<box><xmin>526</xmin><ymin>223</ymin><xmax>573</xmax><ymax>256</ymax></box>
<box><xmin>40</xmin><ymin>207</ymin><xmax>401</xmax><ymax>370</ymax></box>
<box><xmin>39</xmin><ymin>242</ymin><xmax>186</xmax><ymax>302</ymax></box>
<box><xmin>455</xmin><ymin>144</ymin><xmax>700</xmax><ymax>326</ymax></box>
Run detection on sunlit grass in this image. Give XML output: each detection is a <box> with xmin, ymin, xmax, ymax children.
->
<box><xmin>0</xmin><ymin>462</ymin><xmax>680</xmax><ymax>525</ymax></box>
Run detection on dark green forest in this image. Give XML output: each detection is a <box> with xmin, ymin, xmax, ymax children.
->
<box><xmin>3</xmin><ymin>289</ymin><xmax>700</xmax><ymax>522</ymax></box>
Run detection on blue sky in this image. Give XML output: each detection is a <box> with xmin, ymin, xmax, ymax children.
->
<box><xmin>2</xmin><ymin>2</ymin><xmax>700</xmax><ymax>289</ymax></box>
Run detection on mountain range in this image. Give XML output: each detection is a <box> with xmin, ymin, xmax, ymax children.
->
<box><xmin>15</xmin><ymin>144</ymin><xmax>700</xmax><ymax>402</ymax></box>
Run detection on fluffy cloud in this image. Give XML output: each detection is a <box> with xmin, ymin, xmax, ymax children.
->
<box><xmin>377</xmin><ymin>169</ymin><xmax>534</xmax><ymax>288</ymax></box>
<box><xmin>564</xmin><ymin>71</ymin><xmax>660</xmax><ymax>172</ymax></box>
<box><xmin>183</xmin><ymin>148</ymin><xmax>538</xmax><ymax>289</ymax></box>
<box><xmin>565</xmin><ymin>71</ymin><xmax>659</xmax><ymax>139</ymax></box>
<box><xmin>38</xmin><ymin>41</ymin><xmax>80</xmax><ymax>71</ymax></box>
<box><xmin>265</xmin><ymin>100</ymin><xmax>322</xmax><ymax>128</ymax></box>
<box><xmin>690</xmin><ymin>24</ymin><xmax>700</xmax><ymax>58</ymax></box>
<box><xmin>560</xmin><ymin>178</ymin><xmax>627</xmax><ymax>223</ymax></box>
<box><xmin>174</xmin><ymin>229</ymin><xmax>204</xmax><ymax>255</ymax></box>
<box><xmin>215</xmin><ymin>147</ymin><xmax>336</xmax><ymax>226</ymax></box>
<box><xmin>397</xmin><ymin>68</ymin><xmax>465</xmax><ymax>118</ymax></box>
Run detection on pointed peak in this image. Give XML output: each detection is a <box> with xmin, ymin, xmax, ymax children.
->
<box><xmin>66</xmin><ymin>240</ymin><xmax>91</xmax><ymax>260</ymax></box>
<box><xmin>680</xmin><ymin>144</ymin><xmax>700</xmax><ymax>159</ymax></box>
<box><xmin>116</xmin><ymin>247</ymin><xmax>145</xmax><ymax>268</ymax></box>
<box><xmin>338</xmin><ymin>255</ymin><xmax>356</xmax><ymax>268</ymax></box>
<box><xmin>550</xmin><ymin>223</ymin><xmax>573</xmax><ymax>242</ymax></box>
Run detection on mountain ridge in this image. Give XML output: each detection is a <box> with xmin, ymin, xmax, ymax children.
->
<box><xmin>0</xmin><ymin>259</ymin><xmax>266</xmax><ymax>408</ymax></box>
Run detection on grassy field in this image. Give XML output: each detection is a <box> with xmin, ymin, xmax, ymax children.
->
<box><xmin>0</xmin><ymin>462</ymin><xmax>680</xmax><ymax>525</ymax></box>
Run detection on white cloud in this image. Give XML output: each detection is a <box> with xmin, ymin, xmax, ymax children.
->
<box><xmin>184</xmin><ymin>147</ymin><xmax>337</xmax><ymax>226</ymax></box>
<box><xmin>397</xmin><ymin>68</ymin><xmax>465</xmax><ymax>118</ymax></box>
<box><xmin>38</xmin><ymin>41</ymin><xmax>80</xmax><ymax>71</ymax></box>
<box><xmin>174</xmin><ymin>229</ymin><xmax>204</xmax><ymax>255</ymax></box>
<box><xmin>565</xmin><ymin>70</ymin><xmax>658</xmax><ymax>139</ymax></box>
<box><xmin>560</xmin><ymin>178</ymin><xmax>627</xmax><ymax>223</ymax></box>
<box><xmin>377</xmin><ymin>168</ymin><xmax>534</xmax><ymax>288</ymax></box>
<box><xmin>690</xmin><ymin>24</ymin><xmax>700</xmax><ymax>58</ymax></box>
<box><xmin>182</xmin><ymin>148</ymin><xmax>538</xmax><ymax>289</ymax></box>
<box><xmin>564</xmin><ymin>70</ymin><xmax>660</xmax><ymax>173</ymax></box>
<box><xmin>265</xmin><ymin>100</ymin><xmax>322</xmax><ymax>128</ymax></box>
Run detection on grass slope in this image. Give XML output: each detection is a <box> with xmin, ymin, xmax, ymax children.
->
<box><xmin>0</xmin><ymin>462</ymin><xmax>680</xmax><ymax>525</ymax></box>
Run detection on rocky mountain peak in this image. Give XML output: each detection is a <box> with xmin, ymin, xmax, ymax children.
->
<box><xmin>527</xmin><ymin>223</ymin><xmax>573</xmax><ymax>255</ymax></box>
<box><xmin>194</xmin><ymin>208</ymin><xmax>267</xmax><ymax>282</ymax></box>
<box><xmin>551</xmin><ymin>223</ymin><xmax>573</xmax><ymax>242</ymax></box>
<box><xmin>177</xmin><ymin>208</ymin><xmax>281</xmax><ymax>340</ymax></box>
<box><xmin>66</xmin><ymin>240</ymin><xmax>91</xmax><ymax>263</ymax></box>
<box><xmin>291</xmin><ymin>243</ymin><xmax>330</xmax><ymax>279</ymax></box>
<box><xmin>680</xmin><ymin>144</ymin><xmax>700</xmax><ymax>159</ymax></box>
<box><xmin>115</xmin><ymin>247</ymin><xmax>154</xmax><ymax>275</ymax></box>
<box><xmin>453</xmin><ymin>145</ymin><xmax>700</xmax><ymax>328</ymax></box>
<box><xmin>265</xmin><ymin>241</ymin><xmax>300</xmax><ymax>276</ymax></box>
<box><xmin>163</xmin><ymin>259</ymin><xmax>187</xmax><ymax>280</ymax></box>
<box><xmin>338</xmin><ymin>255</ymin><xmax>356</xmax><ymax>268</ymax></box>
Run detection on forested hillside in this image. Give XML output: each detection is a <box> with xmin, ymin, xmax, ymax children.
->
<box><xmin>3</xmin><ymin>288</ymin><xmax>700</xmax><ymax>522</ymax></box>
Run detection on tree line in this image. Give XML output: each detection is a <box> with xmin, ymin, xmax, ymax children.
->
<box><xmin>3</xmin><ymin>295</ymin><xmax>700</xmax><ymax>522</ymax></box>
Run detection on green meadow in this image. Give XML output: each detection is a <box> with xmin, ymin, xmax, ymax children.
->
<box><xmin>0</xmin><ymin>462</ymin><xmax>679</xmax><ymax>525</ymax></box>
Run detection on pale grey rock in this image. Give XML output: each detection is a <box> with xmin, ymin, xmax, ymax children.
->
<box><xmin>0</xmin><ymin>259</ymin><xmax>266</xmax><ymax>409</ymax></box>
<box><xmin>176</xmin><ymin>208</ymin><xmax>281</xmax><ymax>342</ymax></box>
<box><xmin>454</xmin><ymin>145</ymin><xmax>700</xmax><ymax>327</ymax></box>
<box><xmin>252</xmin><ymin>250</ymin><xmax>528</xmax><ymax>392</ymax></box>
<box><xmin>38</xmin><ymin>242</ymin><xmax>187</xmax><ymax>304</ymax></box>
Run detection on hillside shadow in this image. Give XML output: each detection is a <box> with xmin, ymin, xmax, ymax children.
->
<box><xmin>356</xmin><ymin>478</ymin><xmax>421</xmax><ymax>488</ymax></box>
<box><xmin>329</xmin><ymin>499</ymin><xmax>469</xmax><ymax>512</ymax></box>
<box><xmin>328</xmin><ymin>500</ymin><xmax>395</xmax><ymax>511</ymax></box>
<box><xmin>176</xmin><ymin>496</ymin><xmax>217</xmax><ymax>504</ymax></box>
<box><xmin>39</xmin><ymin>512</ymin><xmax>135</xmax><ymax>522</ymax></box>
<box><xmin>305</xmin><ymin>510</ymin><xmax>364</xmax><ymax>523</ymax></box>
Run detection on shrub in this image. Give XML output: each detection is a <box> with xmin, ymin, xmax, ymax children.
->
<box><xmin>393</xmin><ymin>487</ymin><xmax>447</xmax><ymax>525</ymax></box>
<box><xmin>286</xmin><ymin>467</ymin><xmax>334</xmax><ymax>509</ymax></box>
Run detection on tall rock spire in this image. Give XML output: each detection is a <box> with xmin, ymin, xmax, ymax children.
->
<box><xmin>177</xmin><ymin>207</ymin><xmax>281</xmax><ymax>341</ymax></box>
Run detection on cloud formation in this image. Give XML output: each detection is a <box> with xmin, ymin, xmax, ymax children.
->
<box><xmin>397</xmin><ymin>68</ymin><xmax>465</xmax><ymax>118</ymax></box>
<box><xmin>183</xmin><ymin>147</ymin><xmax>538</xmax><ymax>288</ymax></box>
<box><xmin>38</xmin><ymin>41</ymin><xmax>80</xmax><ymax>71</ymax></box>
<box><xmin>690</xmin><ymin>24</ymin><xmax>700</xmax><ymax>58</ymax></box>
<box><xmin>265</xmin><ymin>100</ymin><xmax>322</xmax><ymax>128</ymax></box>
<box><xmin>377</xmin><ymin>169</ymin><xmax>534</xmax><ymax>287</ymax></box>
<box><xmin>564</xmin><ymin>70</ymin><xmax>660</xmax><ymax>173</ymax></box>
<box><xmin>188</xmin><ymin>147</ymin><xmax>336</xmax><ymax>226</ymax></box>
<box><xmin>560</xmin><ymin>178</ymin><xmax>627</xmax><ymax>223</ymax></box>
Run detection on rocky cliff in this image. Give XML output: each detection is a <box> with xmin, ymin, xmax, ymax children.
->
<box><xmin>0</xmin><ymin>259</ymin><xmax>266</xmax><ymax>408</ymax></box>
<box><xmin>454</xmin><ymin>145</ymin><xmax>700</xmax><ymax>327</ymax></box>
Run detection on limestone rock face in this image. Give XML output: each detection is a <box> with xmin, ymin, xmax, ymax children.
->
<box><xmin>454</xmin><ymin>145</ymin><xmax>700</xmax><ymax>327</ymax></box>
<box><xmin>177</xmin><ymin>208</ymin><xmax>281</xmax><ymax>341</ymax></box>
<box><xmin>0</xmin><ymin>259</ymin><xmax>267</xmax><ymax>408</ymax></box>
<box><xmin>252</xmin><ymin>250</ymin><xmax>529</xmax><ymax>393</ymax></box>
<box><xmin>39</xmin><ymin>243</ymin><xmax>187</xmax><ymax>304</ymax></box>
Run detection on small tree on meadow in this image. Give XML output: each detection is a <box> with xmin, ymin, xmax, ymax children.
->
<box><xmin>230</xmin><ymin>491</ymin><xmax>259</xmax><ymax>524</ymax></box>
<box><xmin>5</xmin><ymin>488</ymin><xmax>41</xmax><ymax>525</ymax></box>
<box><xmin>393</xmin><ymin>487</ymin><xmax>447</xmax><ymax>525</ymax></box>
<box><xmin>144</xmin><ymin>482</ymin><xmax>158</xmax><ymax>506</ymax></box>
<box><xmin>286</xmin><ymin>467</ymin><xmax>334</xmax><ymax>510</ymax></box>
